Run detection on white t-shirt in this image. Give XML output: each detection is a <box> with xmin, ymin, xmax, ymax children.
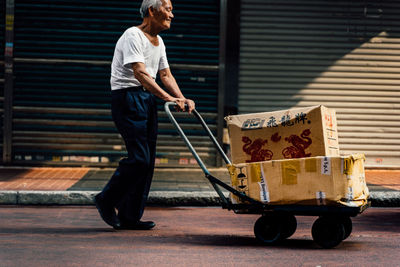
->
<box><xmin>110</xmin><ymin>26</ymin><xmax>169</xmax><ymax>90</ymax></box>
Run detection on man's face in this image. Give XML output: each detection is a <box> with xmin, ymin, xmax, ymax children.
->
<box><xmin>152</xmin><ymin>0</ymin><xmax>174</xmax><ymax>30</ymax></box>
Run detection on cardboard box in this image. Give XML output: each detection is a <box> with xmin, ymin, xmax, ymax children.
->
<box><xmin>225</xmin><ymin>105</ymin><xmax>339</xmax><ymax>164</ymax></box>
<box><xmin>227</xmin><ymin>154</ymin><xmax>369</xmax><ymax>207</ymax></box>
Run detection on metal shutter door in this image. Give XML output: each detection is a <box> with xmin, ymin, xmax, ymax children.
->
<box><xmin>0</xmin><ymin>0</ymin><xmax>5</xmax><ymax>162</ymax></box>
<box><xmin>239</xmin><ymin>0</ymin><xmax>400</xmax><ymax>167</ymax></box>
<box><xmin>12</xmin><ymin>0</ymin><xmax>220</xmax><ymax>167</ymax></box>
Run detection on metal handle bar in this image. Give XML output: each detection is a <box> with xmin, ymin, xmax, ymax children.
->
<box><xmin>164</xmin><ymin>102</ymin><xmax>264</xmax><ymax>208</ymax></box>
<box><xmin>164</xmin><ymin>102</ymin><xmax>231</xmax><ymax>175</ymax></box>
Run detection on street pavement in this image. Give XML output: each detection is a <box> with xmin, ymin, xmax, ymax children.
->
<box><xmin>0</xmin><ymin>206</ymin><xmax>399</xmax><ymax>266</ymax></box>
<box><xmin>0</xmin><ymin>166</ymin><xmax>399</xmax><ymax>206</ymax></box>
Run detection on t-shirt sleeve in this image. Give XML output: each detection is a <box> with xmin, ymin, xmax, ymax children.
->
<box><xmin>122</xmin><ymin>31</ymin><xmax>145</xmax><ymax>67</ymax></box>
<box><xmin>159</xmin><ymin>39</ymin><xmax>169</xmax><ymax>71</ymax></box>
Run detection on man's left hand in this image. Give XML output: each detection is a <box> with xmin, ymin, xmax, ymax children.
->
<box><xmin>185</xmin><ymin>99</ymin><xmax>195</xmax><ymax>114</ymax></box>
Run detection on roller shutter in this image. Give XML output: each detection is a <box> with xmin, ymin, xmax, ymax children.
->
<box><xmin>0</xmin><ymin>0</ymin><xmax>5</xmax><ymax>162</ymax></box>
<box><xmin>12</xmin><ymin>0</ymin><xmax>220</xmax><ymax>167</ymax></box>
<box><xmin>239</xmin><ymin>0</ymin><xmax>400</xmax><ymax>167</ymax></box>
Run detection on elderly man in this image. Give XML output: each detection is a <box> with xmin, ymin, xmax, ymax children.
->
<box><xmin>94</xmin><ymin>0</ymin><xmax>195</xmax><ymax>230</ymax></box>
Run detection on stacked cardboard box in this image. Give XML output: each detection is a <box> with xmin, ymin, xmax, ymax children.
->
<box><xmin>227</xmin><ymin>154</ymin><xmax>369</xmax><ymax>207</ymax></box>
<box><xmin>225</xmin><ymin>105</ymin><xmax>339</xmax><ymax>164</ymax></box>
<box><xmin>225</xmin><ymin>106</ymin><xmax>369</xmax><ymax>207</ymax></box>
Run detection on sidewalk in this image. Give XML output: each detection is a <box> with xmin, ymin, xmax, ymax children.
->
<box><xmin>0</xmin><ymin>166</ymin><xmax>399</xmax><ymax>206</ymax></box>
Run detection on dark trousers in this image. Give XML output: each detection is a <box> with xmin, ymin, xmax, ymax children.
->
<box><xmin>99</xmin><ymin>86</ymin><xmax>158</xmax><ymax>223</ymax></box>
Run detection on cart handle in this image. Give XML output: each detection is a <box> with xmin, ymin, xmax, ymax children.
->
<box><xmin>165</xmin><ymin>102</ymin><xmax>264</xmax><ymax>208</ymax></box>
<box><xmin>164</xmin><ymin>102</ymin><xmax>231</xmax><ymax>175</ymax></box>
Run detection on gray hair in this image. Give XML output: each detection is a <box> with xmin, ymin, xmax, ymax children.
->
<box><xmin>140</xmin><ymin>0</ymin><xmax>163</xmax><ymax>18</ymax></box>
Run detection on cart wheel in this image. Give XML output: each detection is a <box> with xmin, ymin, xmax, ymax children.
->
<box><xmin>311</xmin><ymin>217</ymin><xmax>345</xmax><ymax>249</ymax></box>
<box><xmin>278</xmin><ymin>213</ymin><xmax>297</xmax><ymax>240</ymax></box>
<box><xmin>254</xmin><ymin>215</ymin><xmax>281</xmax><ymax>244</ymax></box>
<box><xmin>339</xmin><ymin>217</ymin><xmax>352</xmax><ymax>240</ymax></box>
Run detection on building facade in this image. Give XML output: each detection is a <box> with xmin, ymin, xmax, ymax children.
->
<box><xmin>1</xmin><ymin>0</ymin><xmax>399</xmax><ymax>168</ymax></box>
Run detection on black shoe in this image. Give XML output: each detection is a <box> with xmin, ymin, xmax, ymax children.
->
<box><xmin>94</xmin><ymin>194</ymin><xmax>121</xmax><ymax>229</ymax></box>
<box><xmin>114</xmin><ymin>220</ymin><xmax>156</xmax><ymax>230</ymax></box>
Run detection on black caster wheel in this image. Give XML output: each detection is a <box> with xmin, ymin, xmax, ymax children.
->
<box><xmin>278</xmin><ymin>213</ymin><xmax>297</xmax><ymax>240</ymax></box>
<box><xmin>254</xmin><ymin>214</ymin><xmax>281</xmax><ymax>244</ymax></box>
<box><xmin>339</xmin><ymin>217</ymin><xmax>352</xmax><ymax>240</ymax></box>
<box><xmin>311</xmin><ymin>217</ymin><xmax>345</xmax><ymax>249</ymax></box>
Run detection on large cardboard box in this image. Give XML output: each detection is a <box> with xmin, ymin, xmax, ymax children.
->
<box><xmin>228</xmin><ymin>154</ymin><xmax>369</xmax><ymax>207</ymax></box>
<box><xmin>225</xmin><ymin>105</ymin><xmax>339</xmax><ymax>164</ymax></box>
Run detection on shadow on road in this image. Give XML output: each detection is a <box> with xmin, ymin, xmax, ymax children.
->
<box><xmin>147</xmin><ymin>233</ymin><xmax>371</xmax><ymax>250</ymax></box>
<box><xmin>130</xmin><ymin>232</ymin><xmax>322</xmax><ymax>249</ymax></box>
<box><xmin>0</xmin><ymin>227</ymin><xmax>115</xmax><ymax>235</ymax></box>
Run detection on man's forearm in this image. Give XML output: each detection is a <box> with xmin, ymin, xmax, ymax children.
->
<box><xmin>161</xmin><ymin>75</ymin><xmax>185</xmax><ymax>99</ymax></box>
<box><xmin>159</xmin><ymin>68</ymin><xmax>186</xmax><ymax>99</ymax></box>
<box><xmin>134</xmin><ymin>67</ymin><xmax>174</xmax><ymax>101</ymax></box>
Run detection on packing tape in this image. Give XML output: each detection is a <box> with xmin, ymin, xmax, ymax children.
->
<box><xmin>250</xmin><ymin>164</ymin><xmax>261</xmax><ymax>183</ymax></box>
<box><xmin>281</xmin><ymin>160</ymin><xmax>300</xmax><ymax>185</ymax></box>
<box><xmin>305</xmin><ymin>158</ymin><xmax>317</xmax><ymax>172</ymax></box>
<box><xmin>343</xmin><ymin>157</ymin><xmax>354</xmax><ymax>175</ymax></box>
<box><xmin>227</xmin><ymin>165</ymin><xmax>238</xmax><ymax>187</ymax></box>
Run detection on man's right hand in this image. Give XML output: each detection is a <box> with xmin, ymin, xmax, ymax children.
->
<box><xmin>171</xmin><ymin>97</ymin><xmax>187</xmax><ymax>112</ymax></box>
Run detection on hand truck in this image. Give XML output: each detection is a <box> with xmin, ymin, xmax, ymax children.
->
<box><xmin>165</xmin><ymin>102</ymin><xmax>370</xmax><ymax>248</ymax></box>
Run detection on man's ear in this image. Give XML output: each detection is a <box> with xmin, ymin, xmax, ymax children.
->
<box><xmin>148</xmin><ymin>7</ymin><xmax>155</xmax><ymax>17</ymax></box>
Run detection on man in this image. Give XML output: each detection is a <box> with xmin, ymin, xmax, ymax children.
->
<box><xmin>94</xmin><ymin>0</ymin><xmax>195</xmax><ymax>230</ymax></box>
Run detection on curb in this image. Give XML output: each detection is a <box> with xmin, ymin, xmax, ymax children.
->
<box><xmin>369</xmin><ymin>191</ymin><xmax>400</xmax><ymax>207</ymax></box>
<box><xmin>0</xmin><ymin>190</ymin><xmax>399</xmax><ymax>207</ymax></box>
<box><xmin>0</xmin><ymin>191</ymin><xmax>227</xmax><ymax>206</ymax></box>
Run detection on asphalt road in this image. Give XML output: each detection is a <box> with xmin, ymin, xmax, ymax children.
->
<box><xmin>0</xmin><ymin>206</ymin><xmax>399</xmax><ymax>267</ymax></box>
